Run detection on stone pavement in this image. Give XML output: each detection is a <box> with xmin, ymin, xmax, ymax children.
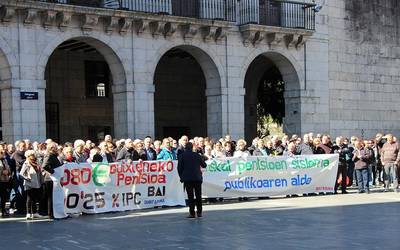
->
<box><xmin>0</xmin><ymin>191</ymin><xmax>399</xmax><ymax>250</ymax></box>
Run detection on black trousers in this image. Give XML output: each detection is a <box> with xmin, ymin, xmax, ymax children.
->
<box><xmin>0</xmin><ymin>182</ymin><xmax>9</xmax><ymax>214</ymax></box>
<box><xmin>26</xmin><ymin>188</ymin><xmax>41</xmax><ymax>214</ymax></box>
<box><xmin>42</xmin><ymin>181</ymin><xmax>53</xmax><ymax>217</ymax></box>
<box><xmin>335</xmin><ymin>164</ymin><xmax>347</xmax><ymax>193</ymax></box>
<box><xmin>184</xmin><ymin>181</ymin><xmax>202</xmax><ymax>216</ymax></box>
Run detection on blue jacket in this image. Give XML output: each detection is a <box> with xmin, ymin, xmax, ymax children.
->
<box><xmin>156</xmin><ymin>148</ymin><xmax>177</xmax><ymax>160</ymax></box>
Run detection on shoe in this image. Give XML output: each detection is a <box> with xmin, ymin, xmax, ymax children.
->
<box><xmin>342</xmin><ymin>191</ymin><xmax>348</xmax><ymax>194</ymax></box>
<box><xmin>384</xmin><ymin>188</ymin><xmax>389</xmax><ymax>192</ymax></box>
<box><xmin>186</xmin><ymin>215</ymin><xmax>196</xmax><ymax>219</ymax></box>
<box><xmin>26</xmin><ymin>214</ymin><xmax>33</xmax><ymax>220</ymax></box>
<box><xmin>197</xmin><ymin>213</ymin><xmax>202</xmax><ymax>218</ymax></box>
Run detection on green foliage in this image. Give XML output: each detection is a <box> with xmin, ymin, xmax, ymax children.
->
<box><xmin>256</xmin><ymin>66</ymin><xmax>285</xmax><ymax>138</ymax></box>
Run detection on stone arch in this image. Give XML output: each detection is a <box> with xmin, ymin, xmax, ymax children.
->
<box><xmin>38</xmin><ymin>34</ymin><xmax>128</xmax><ymax>86</ymax></box>
<box><xmin>240</xmin><ymin>48</ymin><xmax>303</xmax><ymax>90</ymax></box>
<box><xmin>152</xmin><ymin>44</ymin><xmax>224</xmax><ymax>139</ymax></box>
<box><xmin>40</xmin><ymin>34</ymin><xmax>130</xmax><ymax>140</ymax></box>
<box><xmin>150</xmin><ymin>42</ymin><xmax>225</xmax><ymax>91</ymax></box>
<box><xmin>243</xmin><ymin>50</ymin><xmax>302</xmax><ymax>139</ymax></box>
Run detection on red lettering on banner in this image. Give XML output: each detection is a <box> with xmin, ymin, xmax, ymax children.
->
<box><xmin>116</xmin><ymin>173</ymin><xmax>167</xmax><ymax>186</ymax></box>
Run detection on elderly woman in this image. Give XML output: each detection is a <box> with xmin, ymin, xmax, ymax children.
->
<box><xmin>234</xmin><ymin>139</ymin><xmax>250</xmax><ymax>158</ymax></box>
<box><xmin>60</xmin><ymin>146</ymin><xmax>76</xmax><ymax>164</ymax></box>
<box><xmin>252</xmin><ymin>139</ymin><xmax>269</xmax><ymax>156</ymax></box>
<box><xmin>20</xmin><ymin>150</ymin><xmax>44</xmax><ymax>220</ymax></box>
<box><xmin>73</xmin><ymin>139</ymin><xmax>88</xmax><ymax>163</ymax></box>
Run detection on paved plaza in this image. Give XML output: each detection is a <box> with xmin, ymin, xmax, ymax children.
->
<box><xmin>0</xmin><ymin>190</ymin><xmax>399</xmax><ymax>250</ymax></box>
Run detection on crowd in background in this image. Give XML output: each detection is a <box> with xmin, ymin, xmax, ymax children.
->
<box><xmin>0</xmin><ymin>132</ymin><xmax>399</xmax><ymax>220</ymax></box>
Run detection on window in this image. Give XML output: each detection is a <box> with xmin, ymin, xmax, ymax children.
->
<box><xmin>97</xmin><ymin>83</ymin><xmax>106</xmax><ymax>97</ymax></box>
<box><xmin>85</xmin><ymin>61</ymin><xmax>110</xmax><ymax>98</ymax></box>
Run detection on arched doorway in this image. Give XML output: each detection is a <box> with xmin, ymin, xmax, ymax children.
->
<box><xmin>153</xmin><ymin>45</ymin><xmax>222</xmax><ymax>139</ymax></box>
<box><xmin>44</xmin><ymin>38</ymin><xmax>125</xmax><ymax>143</ymax></box>
<box><xmin>244</xmin><ymin>52</ymin><xmax>301</xmax><ymax>141</ymax></box>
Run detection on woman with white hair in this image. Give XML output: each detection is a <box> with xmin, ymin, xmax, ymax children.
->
<box><xmin>233</xmin><ymin>139</ymin><xmax>250</xmax><ymax>158</ymax></box>
<box><xmin>20</xmin><ymin>150</ymin><xmax>44</xmax><ymax>220</ymax></box>
<box><xmin>73</xmin><ymin>139</ymin><xmax>88</xmax><ymax>163</ymax></box>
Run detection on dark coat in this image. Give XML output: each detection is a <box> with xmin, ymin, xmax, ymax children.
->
<box><xmin>11</xmin><ymin>150</ymin><xmax>25</xmax><ymax>172</ymax></box>
<box><xmin>332</xmin><ymin>144</ymin><xmax>352</xmax><ymax>165</ymax></box>
<box><xmin>176</xmin><ymin>146</ymin><xmax>186</xmax><ymax>158</ymax></box>
<box><xmin>116</xmin><ymin>147</ymin><xmax>140</xmax><ymax>161</ymax></box>
<box><xmin>42</xmin><ymin>153</ymin><xmax>62</xmax><ymax>175</ymax></box>
<box><xmin>178</xmin><ymin>151</ymin><xmax>207</xmax><ymax>182</ymax></box>
<box><xmin>316</xmin><ymin>144</ymin><xmax>333</xmax><ymax>154</ymax></box>
<box><xmin>137</xmin><ymin>149</ymin><xmax>148</xmax><ymax>161</ymax></box>
<box><xmin>92</xmin><ymin>154</ymin><xmax>103</xmax><ymax>163</ymax></box>
<box><xmin>144</xmin><ymin>147</ymin><xmax>157</xmax><ymax>161</ymax></box>
<box><xmin>353</xmin><ymin>147</ymin><xmax>373</xmax><ymax>169</ymax></box>
<box><xmin>272</xmin><ymin>145</ymin><xmax>284</xmax><ymax>156</ymax></box>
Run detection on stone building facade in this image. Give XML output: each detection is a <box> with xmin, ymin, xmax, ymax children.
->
<box><xmin>0</xmin><ymin>0</ymin><xmax>396</xmax><ymax>143</ymax></box>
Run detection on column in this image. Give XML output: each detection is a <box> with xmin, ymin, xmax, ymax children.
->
<box><xmin>133</xmin><ymin>83</ymin><xmax>155</xmax><ymax>139</ymax></box>
<box><xmin>112</xmin><ymin>83</ymin><xmax>135</xmax><ymax>139</ymax></box>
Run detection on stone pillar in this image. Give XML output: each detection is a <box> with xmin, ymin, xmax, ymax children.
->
<box><xmin>112</xmin><ymin>83</ymin><xmax>135</xmax><ymax>139</ymax></box>
<box><xmin>224</xmin><ymin>86</ymin><xmax>246</xmax><ymax>140</ymax></box>
<box><xmin>205</xmin><ymin>87</ymin><xmax>223</xmax><ymax>140</ymax></box>
<box><xmin>0</xmin><ymin>79</ymin><xmax>46</xmax><ymax>142</ymax></box>
<box><xmin>133</xmin><ymin>83</ymin><xmax>155</xmax><ymax>139</ymax></box>
<box><xmin>0</xmin><ymin>82</ymin><xmax>22</xmax><ymax>142</ymax></box>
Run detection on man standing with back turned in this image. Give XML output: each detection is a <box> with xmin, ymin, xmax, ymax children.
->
<box><xmin>178</xmin><ymin>142</ymin><xmax>207</xmax><ymax>218</ymax></box>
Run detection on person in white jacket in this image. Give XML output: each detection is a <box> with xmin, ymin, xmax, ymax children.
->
<box><xmin>20</xmin><ymin>150</ymin><xmax>44</xmax><ymax>220</ymax></box>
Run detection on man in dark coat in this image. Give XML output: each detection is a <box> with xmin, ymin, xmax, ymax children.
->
<box><xmin>332</xmin><ymin>136</ymin><xmax>352</xmax><ymax>194</ymax></box>
<box><xmin>177</xmin><ymin>142</ymin><xmax>207</xmax><ymax>218</ymax></box>
<box><xmin>116</xmin><ymin>139</ymin><xmax>140</xmax><ymax>162</ymax></box>
<box><xmin>143</xmin><ymin>137</ymin><xmax>157</xmax><ymax>161</ymax></box>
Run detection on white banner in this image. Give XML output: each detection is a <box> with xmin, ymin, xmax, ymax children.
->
<box><xmin>202</xmin><ymin>154</ymin><xmax>339</xmax><ymax>197</ymax></box>
<box><xmin>52</xmin><ymin>161</ymin><xmax>185</xmax><ymax>219</ymax></box>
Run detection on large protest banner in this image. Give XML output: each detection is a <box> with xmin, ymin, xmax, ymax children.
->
<box><xmin>52</xmin><ymin>161</ymin><xmax>186</xmax><ymax>219</ymax></box>
<box><xmin>202</xmin><ymin>154</ymin><xmax>339</xmax><ymax>198</ymax></box>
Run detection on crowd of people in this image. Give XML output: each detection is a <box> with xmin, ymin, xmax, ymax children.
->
<box><xmin>0</xmin><ymin>132</ymin><xmax>399</xmax><ymax>220</ymax></box>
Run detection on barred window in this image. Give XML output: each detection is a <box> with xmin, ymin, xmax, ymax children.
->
<box><xmin>85</xmin><ymin>61</ymin><xmax>110</xmax><ymax>98</ymax></box>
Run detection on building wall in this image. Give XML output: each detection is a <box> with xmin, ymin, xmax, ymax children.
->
<box><xmin>0</xmin><ymin>1</ymin><xmax>330</xmax><ymax>142</ymax></box>
<box><xmin>328</xmin><ymin>0</ymin><xmax>400</xmax><ymax>138</ymax></box>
